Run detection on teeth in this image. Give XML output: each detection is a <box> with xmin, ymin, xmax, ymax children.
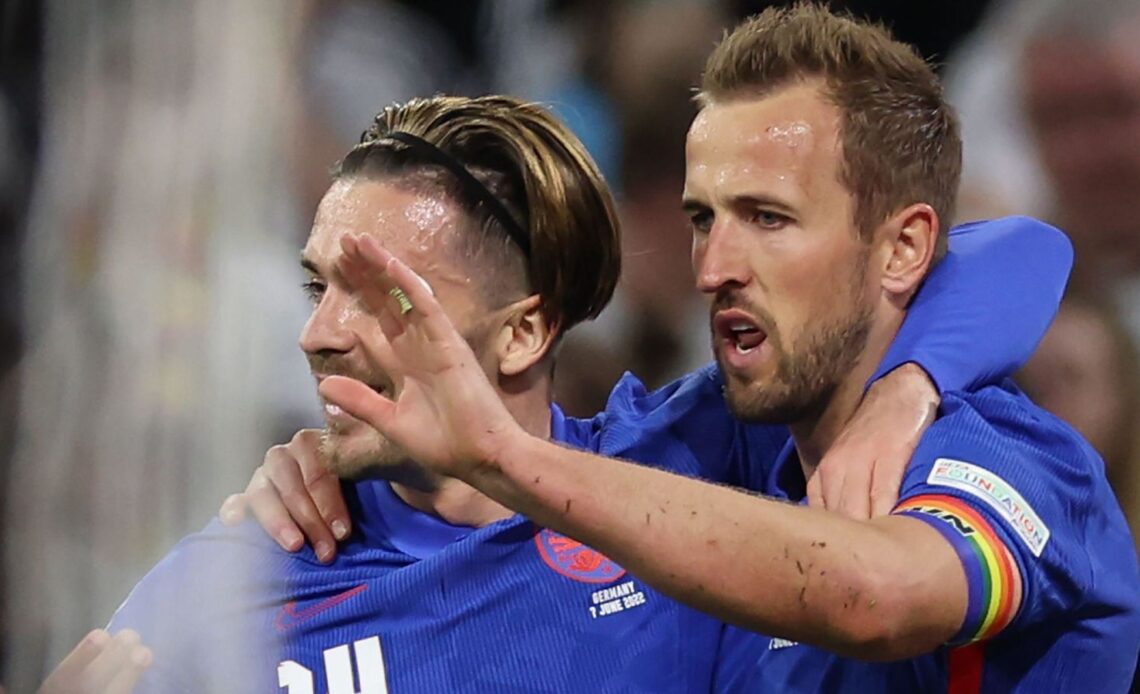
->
<box><xmin>325</xmin><ymin>403</ymin><xmax>343</xmax><ymax>417</ymax></box>
<box><xmin>734</xmin><ymin>342</ymin><xmax>756</xmax><ymax>355</ymax></box>
<box><xmin>729</xmin><ymin>321</ymin><xmax>755</xmax><ymax>332</ymax></box>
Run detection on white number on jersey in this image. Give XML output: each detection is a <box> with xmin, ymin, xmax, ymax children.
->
<box><xmin>279</xmin><ymin>636</ymin><xmax>389</xmax><ymax>694</ymax></box>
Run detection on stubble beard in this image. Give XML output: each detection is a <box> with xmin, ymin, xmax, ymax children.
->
<box><xmin>721</xmin><ymin>304</ymin><xmax>873</xmax><ymax>424</ymax></box>
<box><xmin>720</xmin><ymin>253</ymin><xmax>874</xmax><ymax>425</ymax></box>
<box><xmin>319</xmin><ymin>425</ymin><xmax>414</xmax><ymax>482</ymax></box>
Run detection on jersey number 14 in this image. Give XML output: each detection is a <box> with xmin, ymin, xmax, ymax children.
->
<box><xmin>278</xmin><ymin>636</ymin><xmax>389</xmax><ymax>694</ymax></box>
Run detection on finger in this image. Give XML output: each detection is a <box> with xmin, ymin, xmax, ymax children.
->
<box><xmin>292</xmin><ymin>430</ymin><xmax>352</xmax><ymax>540</ymax></box>
<box><xmin>819</xmin><ymin>460</ymin><xmax>847</xmax><ymax>517</ymax></box>
<box><xmin>311</xmin><ymin>473</ymin><xmax>351</xmax><ymax>541</ymax></box>
<box><xmin>350</xmin><ymin>235</ymin><xmax>444</xmax><ymax>328</ymax></box>
<box><xmin>262</xmin><ymin>447</ymin><xmax>338</xmax><ymax>562</ymax></box>
<box><xmin>379</xmin><ymin>253</ymin><xmax>456</xmax><ymax>344</ymax></box>
<box><xmin>218</xmin><ymin>493</ymin><xmax>248</xmax><ymax>526</ymax></box>
<box><xmin>335</xmin><ymin>249</ymin><xmax>410</xmax><ymax>369</ymax></box>
<box><xmin>319</xmin><ymin>376</ymin><xmax>396</xmax><ymax>434</ymax></box>
<box><xmin>869</xmin><ymin>457</ymin><xmax>905</xmax><ymax>517</ymax></box>
<box><xmin>338</xmin><ymin>236</ymin><xmax>409</xmax><ymax>333</ymax></box>
<box><xmin>82</xmin><ymin>629</ymin><xmax>143</xmax><ymax>689</ymax></box>
<box><xmin>102</xmin><ymin>645</ymin><xmax>152</xmax><ymax>694</ymax></box>
<box><xmin>805</xmin><ymin>470</ymin><xmax>824</xmax><ymax>508</ymax></box>
<box><xmin>834</xmin><ymin>457</ymin><xmax>872</xmax><ymax>520</ymax></box>
<box><xmin>245</xmin><ymin>467</ymin><xmax>305</xmax><ymax>552</ymax></box>
<box><xmin>39</xmin><ymin>629</ymin><xmax>111</xmax><ymax>690</ymax></box>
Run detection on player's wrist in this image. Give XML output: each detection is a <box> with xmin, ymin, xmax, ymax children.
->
<box><xmin>460</xmin><ymin>418</ymin><xmax>531</xmax><ymax>483</ymax></box>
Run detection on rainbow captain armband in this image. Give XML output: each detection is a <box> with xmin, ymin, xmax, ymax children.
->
<box><xmin>894</xmin><ymin>494</ymin><xmax>1024</xmax><ymax>644</ymax></box>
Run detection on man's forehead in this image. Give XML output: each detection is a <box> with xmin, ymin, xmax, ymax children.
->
<box><xmin>690</xmin><ymin>86</ymin><xmax>837</xmax><ymax>150</ymax></box>
<box><xmin>684</xmin><ymin>87</ymin><xmax>841</xmax><ymax>197</ymax></box>
<box><xmin>306</xmin><ymin>179</ymin><xmax>467</xmax><ymax>259</ymax></box>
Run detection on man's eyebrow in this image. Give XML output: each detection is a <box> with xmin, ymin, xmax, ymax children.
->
<box><xmin>681</xmin><ymin>198</ymin><xmax>708</xmax><ymax>213</ymax></box>
<box><xmin>300</xmin><ymin>256</ymin><xmax>319</xmax><ymax>274</ymax></box>
<box><xmin>727</xmin><ymin>194</ymin><xmax>798</xmax><ymax>216</ymax></box>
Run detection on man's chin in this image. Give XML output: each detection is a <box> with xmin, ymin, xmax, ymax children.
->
<box><xmin>320</xmin><ymin>429</ymin><xmax>409</xmax><ymax>481</ymax></box>
<box><xmin>722</xmin><ymin>375</ymin><xmax>816</xmax><ymax>425</ymax></box>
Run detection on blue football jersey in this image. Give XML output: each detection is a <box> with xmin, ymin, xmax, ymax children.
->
<box><xmin>108</xmin><ymin>215</ymin><xmax>1076</xmax><ymax>691</ymax></box>
<box><xmin>109</xmin><ymin>402</ymin><xmax>737</xmax><ymax>693</ymax></box>
<box><xmin>716</xmin><ymin>382</ymin><xmax>1140</xmax><ymax>692</ymax></box>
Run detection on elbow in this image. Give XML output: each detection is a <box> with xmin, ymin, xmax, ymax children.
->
<box><xmin>1013</xmin><ymin>216</ymin><xmax>1074</xmax><ymax>298</ymax></box>
<box><xmin>821</xmin><ymin>570</ymin><xmax>946</xmax><ymax>662</ymax></box>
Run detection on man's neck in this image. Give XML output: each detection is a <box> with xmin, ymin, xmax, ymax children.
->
<box><xmin>788</xmin><ymin>317</ymin><xmax>898</xmax><ymax>480</ymax></box>
<box><xmin>389</xmin><ymin>385</ymin><xmax>553</xmax><ymax>528</ymax></box>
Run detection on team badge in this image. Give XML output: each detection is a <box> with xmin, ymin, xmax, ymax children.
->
<box><xmin>535</xmin><ymin>528</ymin><xmax>627</xmax><ymax>583</ymax></box>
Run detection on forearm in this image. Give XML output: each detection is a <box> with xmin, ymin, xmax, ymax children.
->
<box><xmin>470</xmin><ymin>433</ymin><xmax>963</xmax><ymax>659</ymax></box>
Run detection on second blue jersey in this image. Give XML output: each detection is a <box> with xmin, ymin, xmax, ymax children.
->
<box><xmin>110</xmin><ymin>397</ymin><xmax>743</xmax><ymax>693</ymax></box>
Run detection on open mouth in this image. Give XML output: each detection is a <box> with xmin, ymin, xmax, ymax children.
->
<box><xmin>320</xmin><ymin>380</ymin><xmax>392</xmax><ymax>419</ymax></box>
<box><xmin>713</xmin><ymin>309</ymin><xmax>768</xmax><ymax>357</ymax></box>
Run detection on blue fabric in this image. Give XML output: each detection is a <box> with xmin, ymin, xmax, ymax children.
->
<box><xmin>716</xmin><ymin>383</ymin><xmax>1140</xmax><ymax>692</ymax></box>
<box><xmin>109</xmin><ymin>405</ymin><xmax>729</xmax><ymax>692</ymax></box>
<box><xmin>874</xmin><ymin>216</ymin><xmax>1073</xmax><ymax>393</ymax></box>
<box><xmin>108</xmin><ymin>216</ymin><xmax>1077</xmax><ymax>691</ymax></box>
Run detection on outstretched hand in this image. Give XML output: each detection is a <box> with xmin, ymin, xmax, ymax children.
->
<box><xmin>318</xmin><ymin>234</ymin><xmax>522</xmax><ymax>479</ymax></box>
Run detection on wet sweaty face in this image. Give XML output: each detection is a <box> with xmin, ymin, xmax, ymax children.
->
<box><xmin>297</xmin><ymin>179</ymin><xmax>494</xmax><ymax>479</ymax></box>
<box><xmin>683</xmin><ymin>83</ymin><xmax>876</xmax><ymax>423</ymax></box>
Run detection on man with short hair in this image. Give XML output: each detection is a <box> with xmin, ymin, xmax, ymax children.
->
<box><xmin>317</xmin><ymin>5</ymin><xmax>1140</xmax><ymax>691</ymax></box>
<box><xmin>104</xmin><ymin>85</ymin><xmax>1072</xmax><ymax>691</ymax></box>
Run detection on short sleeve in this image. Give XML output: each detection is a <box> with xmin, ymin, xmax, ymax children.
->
<box><xmin>108</xmin><ymin>520</ymin><xmax>281</xmax><ymax>690</ymax></box>
<box><xmin>889</xmin><ymin>385</ymin><xmax>1109</xmax><ymax>645</ymax></box>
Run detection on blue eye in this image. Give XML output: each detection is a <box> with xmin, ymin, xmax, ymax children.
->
<box><xmin>749</xmin><ymin>210</ymin><xmax>789</xmax><ymax>229</ymax></box>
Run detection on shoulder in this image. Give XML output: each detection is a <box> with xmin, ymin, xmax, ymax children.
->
<box><xmin>910</xmin><ymin>382</ymin><xmax>1107</xmax><ymax>545</ymax></box>
<box><xmin>108</xmin><ymin>520</ymin><xmax>288</xmax><ymax>690</ymax></box>
<box><xmin>111</xmin><ymin>519</ymin><xmax>286</xmax><ymax>626</ymax></box>
<box><xmin>902</xmin><ymin>381</ymin><xmax>1140</xmax><ymax>626</ymax></box>
<box><xmin>581</xmin><ymin>364</ymin><xmax>733</xmax><ymax>446</ymax></box>
<box><xmin>602</xmin><ymin>363</ymin><xmax>727</xmax><ymax>420</ymax></box>
<box><xmin>561</xmin><ymin>364</ymin><xmax>748</xmax><ymax>479</ymax></box>
<box><xmin>919</xmin><ymin>382</ymin><xmax>1101</xmax><ymax>487</ymax></box>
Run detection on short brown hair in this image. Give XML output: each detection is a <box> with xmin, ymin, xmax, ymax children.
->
<box><xmin>699</xmin><ymin>3</ymin><xmax>961</xmax><ymax>257</ymax></box>
<box><xmin>336</xmin><ymin>95</ymin><xmax>621</xmax><ymax>334</ymax></box>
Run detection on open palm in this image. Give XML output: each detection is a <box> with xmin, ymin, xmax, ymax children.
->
<box><xmin>319</xmin><ymin>234</ymin><xmax>521</xmax><ymax>478</ymax></box>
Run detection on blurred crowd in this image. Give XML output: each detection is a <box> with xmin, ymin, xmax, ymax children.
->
<box><xmin>1</xmin><ymin>0</ymin><xmax>1138</xmax><ymax>685</ymax></box>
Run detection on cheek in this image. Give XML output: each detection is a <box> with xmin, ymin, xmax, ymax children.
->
<box><xmin>334</xmin><ymin>294</ymin><xmax>365</xmax><ymax>325</ymax></box>
<box><xmin>768</xmin><ymin>244</ymin><xmax>860</xmax><ymax>339</ymax></box>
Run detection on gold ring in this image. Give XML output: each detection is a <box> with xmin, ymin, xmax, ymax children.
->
<box><xmin>388</xmin><ymin>287</ymin><xmax>413</xmax><ymax>314</ymax></box>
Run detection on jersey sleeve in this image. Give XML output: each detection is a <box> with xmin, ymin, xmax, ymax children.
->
<box><xmin>107</xmin><ymin>520</ymin><xmax>279</xmax><ymax>691</ymax></box>
<box><xmin>872</xmin><ymin>216</ymin><xmax>1073</xmax><ymax>393</ymax></box>
<box><xmin>888</xmin><ymin>386</ymin><xmax>1102</xmax><ymax>645</ymax></box>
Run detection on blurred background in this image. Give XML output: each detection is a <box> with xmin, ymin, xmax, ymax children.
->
<box><xmin>1</xmin><ymin>0</ymin><xmax>1138</xmax><ymax>687</ymax></box>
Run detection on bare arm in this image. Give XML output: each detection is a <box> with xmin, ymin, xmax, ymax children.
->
<box><xmin>319</xmin><ymin>234</ymin><xmax>968</xmax><ymax>659</ymax></box>
<box><xmin>479</xmin><ymin>432</ymin><xmax>965</xmax><ymax>659</ymax></box>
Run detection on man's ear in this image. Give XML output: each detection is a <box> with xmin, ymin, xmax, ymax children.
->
<box><xmin>496</xmin><ymin>295</ymin><xmax>558</xmax><ymax>377</ymax></box>
<box><xmin>879</xmin><ymin>203</ymin><xmax>940</xmax><ymax>301</ymax></box>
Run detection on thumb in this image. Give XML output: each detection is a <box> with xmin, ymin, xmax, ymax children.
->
<box><xmin>319</xmin><ymin>376</ymin><xmax>396</xmax><ymax>432</ymax></box>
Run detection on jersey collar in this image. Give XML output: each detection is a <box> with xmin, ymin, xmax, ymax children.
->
<box><xmin>348</xmin><ymin>404</ymin><xmax>575</xmax><ymax>559</ymax></box>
